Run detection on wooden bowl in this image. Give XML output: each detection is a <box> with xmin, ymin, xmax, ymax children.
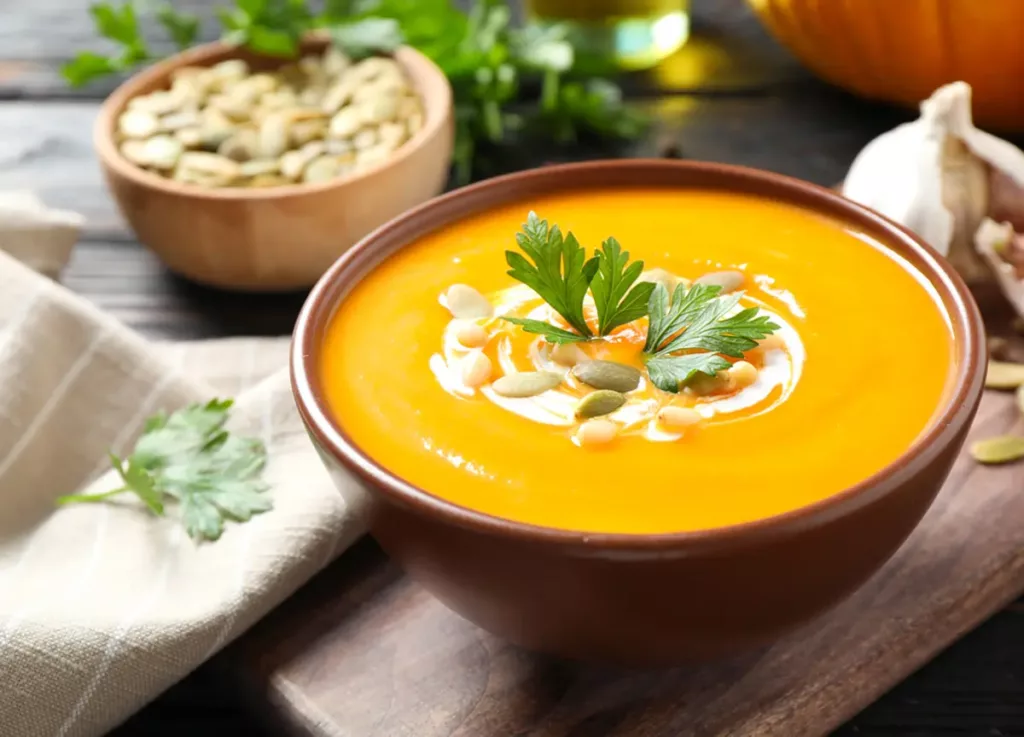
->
<box><xmin>291</xmin><ymin>160</ymin><xmax>986</xmax><ymax>666</ymax></box>
<box><xmin>94</xmin><ymin>39</ymin><xmax>453</xmax><ymax>291</ymax></box>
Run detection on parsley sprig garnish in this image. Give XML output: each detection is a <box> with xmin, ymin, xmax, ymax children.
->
<box><xmin>57</xmin><ymin>399</ymin><xmax>271</xmax><ymax>543</ymax></box>
<box><xmin>502</xmin><ymin>212</ymin><xmax>655</xmax><ymax>344</ymax></box>
<box><xmin>642</xmin><ymin>283</ymin><xmax>780</xmax><ymax>393</ymax></box>
<box><xmin>500</xmin><ymin>213</ymin><xmax>781</xmax><ymax>393</ymax></box>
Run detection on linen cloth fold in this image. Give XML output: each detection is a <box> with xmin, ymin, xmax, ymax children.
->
<box><xmin>0</xmin><ymin>238</ymin><xmax>366</xmax><ymax>734</ymax></box>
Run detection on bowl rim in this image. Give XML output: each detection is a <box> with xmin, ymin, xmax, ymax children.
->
<box><xmin>92</xmin><ymin>39</ymin><xmax>453</xmax><ymax>200</ymax></box>
<box><xmin>291</xmin><ymin>159</ymin><xmax>986</xmax><ymax>552</ymax></box>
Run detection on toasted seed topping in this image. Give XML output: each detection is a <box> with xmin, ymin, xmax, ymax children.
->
<box><xmin>576</xmin><ymin>390</ymin><xmax>627</xmax><ymax>418</ymax></box>
<box><xmin>572</xmin><ymin>360</ymin><xmax>642</xmax><ymax>393</ymax></box>
<box><xmin>492</xmin><ymin>371</ymin><xmax>562</xmax><ymax>398</ymax></box>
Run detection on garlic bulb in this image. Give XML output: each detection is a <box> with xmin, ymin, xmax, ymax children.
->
<box><xmin>843</xmin><ymin>81</ymin><xmax>1024</xmax><ymax>314</ymax></box>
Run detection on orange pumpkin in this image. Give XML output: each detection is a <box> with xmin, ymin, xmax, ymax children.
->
<box><xmin>747</xmin><ymin>0</ymin><xmax>1024</xmax><ymax>131</ymax></box>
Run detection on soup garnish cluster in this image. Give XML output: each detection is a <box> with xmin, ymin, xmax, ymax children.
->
<box><xmin>432</xmin><ymin>212</ymin><xmax>803</xmax><ymax>446</ymax></box>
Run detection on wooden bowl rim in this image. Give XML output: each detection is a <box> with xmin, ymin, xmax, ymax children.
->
<box><xmin>92</xmin><ymin>39</ymin><xmax>453</xmax><ymax>200</ymax></box>
<box><xmin>291</xmin><ymin>159</ymin><xmax>986</xmax><ymax>553</ymax></box>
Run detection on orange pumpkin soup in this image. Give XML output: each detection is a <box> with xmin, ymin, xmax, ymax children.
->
<box><xmin>321</xmin><ymin>187</ymin><xmax>955</xmax><ymax>533</ymax></box>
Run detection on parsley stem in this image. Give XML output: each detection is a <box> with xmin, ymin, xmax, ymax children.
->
<box><xmin>56</xmin><ymin>487</ymin><xmax>130</xmax><ymax>505</ymax></box>
<box><xmin>541</xmin><ymin>68</ymin><xmax>559</xmax><ymax>111</ymax></box>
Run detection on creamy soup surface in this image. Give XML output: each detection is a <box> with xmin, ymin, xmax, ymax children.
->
<box><xmin>321</xmin><ymin>187</ymin><xmax>955</xmax><ymax>533</ymax></box>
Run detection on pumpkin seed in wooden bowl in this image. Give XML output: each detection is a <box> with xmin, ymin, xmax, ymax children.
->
<box><xmin>94</xmin><ymin>38</ymin><xmax>453</xmax><ymax>291</ymax></box>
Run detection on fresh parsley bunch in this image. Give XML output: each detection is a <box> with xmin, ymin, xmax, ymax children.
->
<box><xmin>63</xmin><ymin>0</ymin><xmax>645</xmax><ymax>182</ymax></box>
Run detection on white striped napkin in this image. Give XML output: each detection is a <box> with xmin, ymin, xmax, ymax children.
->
<box><xmin>0</xmin><ymin>236</ymin><xmax>366</xmax><ymax>734</ymax></box>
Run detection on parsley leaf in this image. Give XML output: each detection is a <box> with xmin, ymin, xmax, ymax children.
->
<box><xmin>645</xmin><ymin>353</ymin><xmax>733</xmax><ymax>394</ymax></box>
<box><xmin>329</xmin><ymin>17</ymin><xmax>402</xmax><ymax>58</ymax></box>
<box><xmin>57</xmin><ymin>399</ymin><xmax>270</xmax><ymax>543</ymax></box>
<box><xmin>503</xmin><ymin>211</ymin><xmax>599</xmax><ymax>339</ymax></box>
<box><xmin>590</xmin><ymin>237</ymin><xmax>655</xmax><ymax>336</ymax></box>
<box><xmin>501</xmin><ymin>317</ymin><xmax>589</xmax><ymax>344</ymax></box>
<box><xmin>642</xmin><ymin>282</ymin><xmax>780</xmax><ymax>393</ymax></box>
<box><xmin>156</xmin><ymin>5</ymin><xmax>200</xmax><ymax>50</ymax></box>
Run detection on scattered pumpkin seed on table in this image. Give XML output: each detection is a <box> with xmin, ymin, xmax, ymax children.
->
<box><xmin>984</xmin><ymin>360</ymin><xmax>1024</xmax><ymax>389</ymax></box>
<box><xmin>115</xmin><ymin>48</ymin><xmax>426</xmax><ymax>188</ymax></box>
<box><xmin>970</xmin><ymin>435</ymin><xmax>1024</xmax><ymax>464</ymax></box>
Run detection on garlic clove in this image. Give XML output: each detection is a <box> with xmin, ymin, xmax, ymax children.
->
<box><xmin>975</xmin><ymin>218</ymin><xmax>1024</xmax><ymax>314</ymax></box>
<box><xmin>844</xmin><ymin>81</ymin><xmax>1024</xmax><ymax>319</ymax></box>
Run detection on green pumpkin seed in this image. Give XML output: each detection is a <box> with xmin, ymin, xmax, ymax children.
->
<box><xmin>572</xmin><ymin>360</ymin><xmax>642</xmax><ymax>393</ymax></box>
<box><xmin>576</xmin><ymin>389</ymin><xmax>626</xmax><ymax>418</ymax></box>
<box><xmin>492</xmin><ymin>371</ymin><xmax>563</xmax><ymax>398</ymax></box>
<box><xmin>985</xmin><ymin>360</ymin><xmax>1024</xmax><ymax>389</ymax></box>
<box><xmin>969</xmin><ymin>435</ymin><xmax>1024</xmax><ymax>464</ymax></box>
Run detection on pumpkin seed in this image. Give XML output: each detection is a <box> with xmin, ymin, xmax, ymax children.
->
<box><xmin>970</xmin><ymin>435</ymin><xmax>1024</xmax><ymax>464</ymax></box>
<box><xmin>178</xmin><ymin>151</ymin><xmax>240</xmax><ymax>179</ymax></box>
<box><xmin>161</xmin><ymin>110</ymin><xmax>200</xmax><ymax>131</ymax></box>
<box><xmin>576</xmin><ymin>419</ymin><xmax>618</xmax><ymax>446</ymax></box>
<box><xmin>247</xmin><ymin>174</ymin><xmax>290</xmax><ymax>188</ymax></box>
<box><xmin>572</xmin><ymin>360</ymin><xmax>641</xmax><ymax>393</ymax></box>
<box><xmin>290</xmin><ymin>118</ymin><xmax>328</xmax><ymax>147</ymax></box>
<box><xmin>322</xmin><ymin>45</ymin><xmax>351</xmax><ymax>77</ymax></box>
<box><xmin>377</xmin><ymin>121</ymin><xmax>407</xmax><ymax>150</ymax></box>
<box><xmin>174</xmin><ymin>127</ymin><xmax>203</xmax><ymax>148</ymax></box>
<box><xmin>119</xmin><ymin>140</ymin><xmax>150</xmax><ymax>167</ymax></box>
<box><xmin>239</xmin><ymin>159</ymin><xmax>280</xmax><ymax>177</ymax></box>
<box><xmin>322</xmin><ymin>79</ymin><xmax>360</xmax><ymax>115</ymax></box>
<box><xmin>1016</xmin><ymin>383</ymin><xmax>1024</xmax><ymax>415</ymax></box>
<box><xmin>352</xmin><ymin>127</ymin><xmax>378</xmax><ymax>150</ymax></box>
<box><xmin>445</xmin><ymin>284</ymin><xmax>493</xmax><ymax>319</ymax></box>
<box><xmin>492</xmin><ymin>371</ymin><xmax>563</xmax><ymax>398</ymax></box>
<box><xmin>303</xmin><ymin>155</ymin><xmax>340</xmax><ymax>183</ymax></box>
<box><xmin>118</xmin><ymin>110</ymin><xmax>159</xmax><ymax>139</ymax></box>
<box><xmin>113</xmin><ymin>49</ymin><xmax>422</xmax><ymax>188</ymax></box>
<box><xmin>129</xmin><ymin>91</ymin><xmax>181</xmax><ymax>116</ymax></box>
<box><xmin>141</xmin><ymin>135</ymin><xmax>184</xmax><ymax>170</ymax></box>
<box><xmin>218</xmin><ymin>129</ymin><xmax>258</xmax><ymax>162</ymax></box>
<box><xmin>328</xmin><ymin>107</ymin><xmax>362</xmax><ymax>139</ymax></box>
<box><xmin>211</xmin><ymin>59</ymin><xmax>249</xmax><ymax>84</ymax></box>
<box><xmin>576</xmin><ymin>390</ymin><xmax>627</xmax><ymax>418</ymax></box>
<box><xmin>985</xmin><ymin>360</ymin><xmax>1024</xmax><ymax>389</ymax></box>
<box><xmin>694</xmin><ymin>270</ymin><xmax>744</xmax><ymax>293</ymax></box>
<box><xmin>355</xmin><ymin>143</ymin><xmax>393</xmax><ymax>169</ymax></box>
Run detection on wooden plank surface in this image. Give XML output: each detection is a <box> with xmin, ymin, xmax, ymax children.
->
<box><xmin>1</xmin><ymin>0</ymin><xmax>1022</xmax><ymax>735</ymax></box>
<box><xmin>218</xmin><ymin>388</ymin><xmax>1024</xmax><ymax>737</ymax></box>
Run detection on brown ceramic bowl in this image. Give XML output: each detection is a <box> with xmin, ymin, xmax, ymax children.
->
<box><xmin>94</xmin><ymin>39</ymin><xmax>453</xmax><ymax>291</ymax></box>
<box><xmin>291</xmin><ymin>160</ymin><xmax>985</xmax><ymax>666</ymax></box>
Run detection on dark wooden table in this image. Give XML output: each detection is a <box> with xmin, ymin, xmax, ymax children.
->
<box><xmin>3</xmin><ymin>1</ymin><xmax>1022</xmax><ymax>735</ymax></box>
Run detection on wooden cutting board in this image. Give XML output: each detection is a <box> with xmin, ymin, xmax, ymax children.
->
<box><xmin>221</xmin><ymin>382</ymin><xmax>1024</xmax><ymax>737</ymax></box>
